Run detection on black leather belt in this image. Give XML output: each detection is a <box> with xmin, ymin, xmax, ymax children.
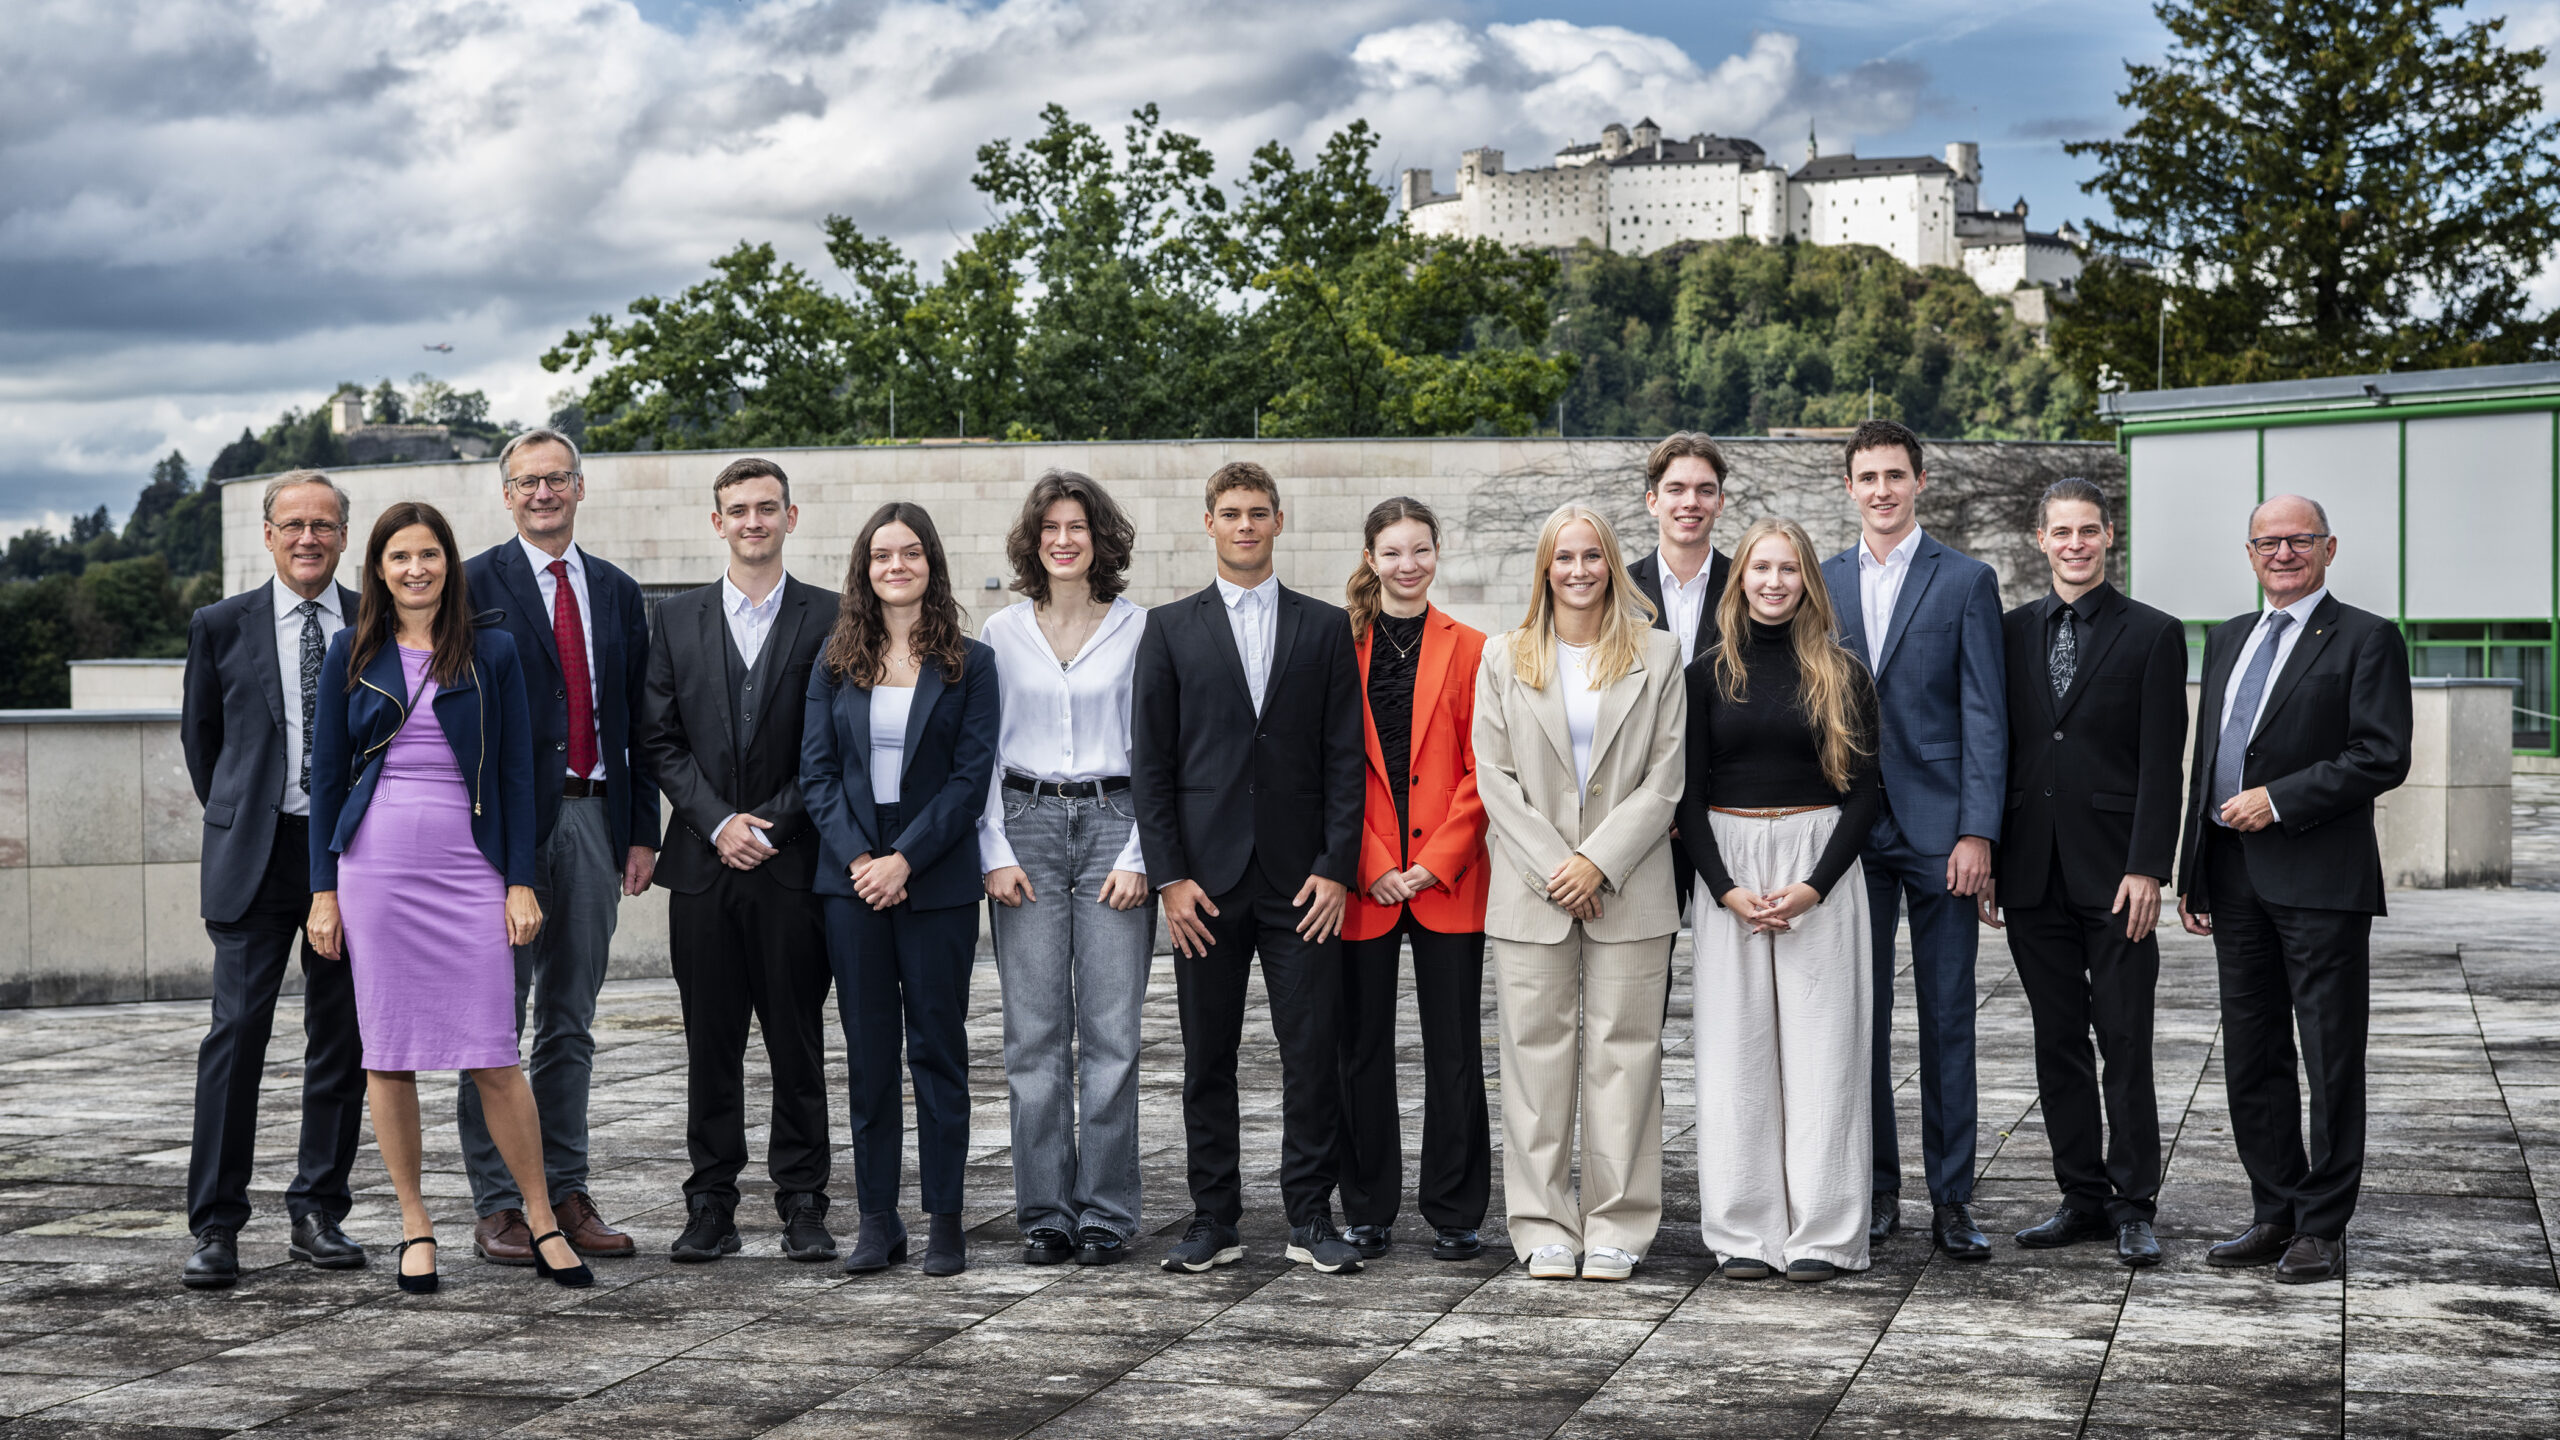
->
<box><xmin>561</xmin><ymin>776</ymin><xmax>607</xmax><ymax>799</ymax></box>
<box><xmin>1003</xmin><ymin>773</ymin><xmax>1129</xmax><ymax>799</ymax></box>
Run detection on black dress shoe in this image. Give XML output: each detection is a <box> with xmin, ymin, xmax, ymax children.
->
<box><xmin>670</xmin><ymin>1197</ymin><xmax>740</xmax><ymax>1263</ymax></box>
<box><xmin>183</xmin><ymin>1228</ymin><xmax>239</xmax><ymax>1291</ymax></box>
<box><xmin>1022</xmin><ymin>1227</ymin><xmax>1075</xmax><ymax>1265</ymax></box>
<box><xmin>1869</xmin><ymin>1192</ymin><xmax>1899</xmax><ymax>1242</ymax></box>
<box><xmin>1075</xmin><ymin>1226</ymin><xmax>1125</xmax><ymax>1266</ymax></box>
<box><xmin>289</xmin><ymin>1213</ymin><xmax>367</xmax><ymax>1270</ymax></box>
<box><xmin>1343</xmin><ymin>1224</ymin><xmax>1391</xmax><ymax>1260</ymax></box>
<box><xmin>779</xmin><ymin>1194</ymin><xmax>837</xmax><ymax>1262</ymax></box>
<box><xmin>529</xmin><ymin>1228</ymin><xmax>593</xmax><ymax>1289</ymax></box>
<box><xmin>2116</xmin><ymin>1220</ymin><xmax>2163</xmax><ymax>1268</ymax></box>
<box><xmin>1430</xmin><ymin>1227</ymin><xmax>1483</xmax><ymax>1261</ymax></box>
<box><xmin>2205</xmin><ymin>1221</ymin><xmax>2295</xmax><ymax>1268</ymax></box>
<box><xmin>1932</xmin><ymin>1203</ymin><xmax>1991</xmax><ymax>1261</ymax></box>
<box><xmin>2014</xmin><ymin>1204</ymin><xmax>2111</xmax><ymax>1250</ymax></box>
<box><xmin>2272</xmin><ymin>1234</ymin><xmax>2345</xmax><ymax>1283</ymax></box>
<box><xmin>843</xmin><ymin>1211</ymin><xmax>908</xmax><ymax>1274</ymax></box>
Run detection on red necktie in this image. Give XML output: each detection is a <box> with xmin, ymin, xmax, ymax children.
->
<box><xmin>549</xmin><ymin>559</ymin><xmax>599</xmax><ymax>778</ymax></box>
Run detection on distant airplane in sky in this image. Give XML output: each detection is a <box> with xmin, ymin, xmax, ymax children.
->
<box><xmin>422</xmin><ymin>342</ymin><xmax>453</xmax><ymax>352</ymax></box>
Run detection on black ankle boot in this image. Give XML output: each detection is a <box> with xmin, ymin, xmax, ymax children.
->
<box><xmin>920</xmin><ymin>1212</ymin><xmax>966</xmax><ymax>1277</ymax></box>
<box><xmin>841</xmin><ymin>1211</ymin><xmax>908</xmax><ymax>1274</ymax></box>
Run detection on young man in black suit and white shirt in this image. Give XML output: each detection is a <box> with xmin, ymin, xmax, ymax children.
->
<box><xmin>1626</xmin><ymin>432</ymin><xmax>1732</xmax><ymax>933</ymax></box>
<box><xmin>1132</xmin><ymin>461</ymin><xmax>1369</xmax><ymax>1277</ymax></box>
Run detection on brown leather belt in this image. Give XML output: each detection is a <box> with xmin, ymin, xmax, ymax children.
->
<box><xmin>1709</xmin><ymin>804</ymin><xmax>1830</xmax><ymax>818</ymax></box>
<box><xmin>562</xmin><ymin>776</ymin><xmax>607</xmax><ymax>799</ymax></box>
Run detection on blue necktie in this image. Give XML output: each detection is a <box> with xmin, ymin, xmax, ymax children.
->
<box><xmin>2210</xmin><ymin>610</ymin><xmax>2292</xmax><ymax>826</ymax></box>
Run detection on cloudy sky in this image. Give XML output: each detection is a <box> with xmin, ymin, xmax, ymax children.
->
<box><xmin>0</xmin><ymin>0</ymin><xmax>2544</xmax><ymax>535</ymax></box>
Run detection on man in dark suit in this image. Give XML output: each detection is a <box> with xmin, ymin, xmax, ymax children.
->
<box><xmin>640</xmin><ymin>458</ymin><xmax>837</xmax><ymax>1266</ymax></box>
<box><xmin>1982</xmin><ymin>478</ymin><xmax>2186</xmax><ymax>1268</ymax></box>
<box><xmin>1624</xmin><ymin>431</ymin><xmax>1732</xmax><ymax>926</ymax></box>
<box><xmin>1819</xmin><ymin>418</ymin><xmax>2006</xmax><ymax>1260</ymax></box>
<box><xmin>176</xmin><ymin>470</ymin><xmax>370</xmax><ymax>1290</ymax></box>
<box><xmin>2178</xmin><ymin>494</ymin><xmax>2410</xmax><ymax>1284</ymax></box>
<box><xmin>458</xmin><ymin>428</ymin><xmax>661</xmax><ymax>1266</ymax></box>
<box><xmin>1133</xmin><ymin>460</ymin><xmax>1368</xmax><ymax>1277</ymax></box>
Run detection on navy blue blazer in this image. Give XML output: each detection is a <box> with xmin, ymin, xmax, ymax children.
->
<box><xmin>800</xmin><ymin>641</ymin><xmax>1000</xmax><ymax>911</ymax></box>
<box><xmin>1821</xmin><ymin>533</ymin><xmax>2008</xmax><ymax>856</ymax></box>
<box><xmin>308</xmin><ymin>625</ymin><xmax>540</xmax><ymax>891</ymax></box>
<box><xmin>463</xmin><ymin>540</ymin><xmax>660</xmax><ymax>854</ymax></box>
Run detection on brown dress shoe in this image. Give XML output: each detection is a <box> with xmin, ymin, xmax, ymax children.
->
<box><xmin>2205</xmin><ymin>1221</ymin><xmax>2295</xmax><ymax>1268</ymax></box>
<box><xmin>2272</xmin><ymin>1234</ymin><xmax>2345</xmax><ymax>1283</ymax></box>
<box><xmin>474</xmin><ymin>1209</ymin><xmax>535</xmax><ymax>1267</ymax></box>
<box><xmin>556</xmin><ymin>1192</ymin><xmax>635</xmax><ymax>1258</ymax></box>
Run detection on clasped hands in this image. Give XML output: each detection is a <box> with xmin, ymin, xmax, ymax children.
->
<box><xmin>1543</xmin><ymin>854</ymin><xmax>1606</xmax><ymax>921</ymax></box>
<box><xmin>1718</xmin><ymin>882</ymin><xmax>1819</xmax><ymax>934</ymax></box>
<box><xmin>850</xmin><ymin>851</ymin><xmax>909</xmax><ymax>909</ymax></box>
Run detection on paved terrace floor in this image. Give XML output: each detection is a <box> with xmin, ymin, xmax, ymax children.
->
<box><xmin>0</xmin><ymin>874</ymin><xmax>2555</xmax><ymax>1437</ymax></box>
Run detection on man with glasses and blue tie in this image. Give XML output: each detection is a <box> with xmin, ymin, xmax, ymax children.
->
<box><xmin>2176</xmin><ymin>494</ymin><xmax>2410</xmax><ymax>1284</ymax></box>
<box><xmin>179</xmin><ymin>471</ymin><xmax>371</xmax><ymax>1288</ymax></box>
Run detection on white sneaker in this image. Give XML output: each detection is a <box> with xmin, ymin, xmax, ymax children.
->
<box><xmin>1581</xmin><ymin>1246</ymin><xmax>1637</xmax><ymax>1281</ymax></box>
<box><xmin>1526</xmin><ymin>1244</ymin><xmax>1579</xmax><ymax>1279</ymax></box>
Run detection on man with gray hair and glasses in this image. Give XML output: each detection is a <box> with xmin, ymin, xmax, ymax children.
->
<box><xmin>458</xmin><ymin>429</ymin><xmax>661</xmax><ymax>1266</ymax></box>
<box><xmin>2176</xmin><ymin>494</ymin><xmax>2409</xmax><ymax>1284</ymax></box>
<box><xmin>178</xmin><ymin>470</ymin><xmax>370</xmax><ymax>1288</ymax></box>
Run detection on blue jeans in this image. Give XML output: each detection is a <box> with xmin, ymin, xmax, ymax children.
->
<box><xmin>1862</xmin><ymin>808</ymin><xmax>1979</xmax><ymax>1207</ymax></box>
<box><xmin>989</xmin><ymin>789</ymin><xmax>1155</xmax><ymax>1239</ymax></box>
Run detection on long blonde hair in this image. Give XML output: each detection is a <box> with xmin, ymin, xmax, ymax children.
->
<box><xmin>1507</xmin><ymin>504</ymin><xmax>1657</xmax><ymax>689</ymax></box>
<box><xmin>1712</xmin><ymin>517</ymin><xmax>1870</xmax><ymax>790</ymax></box>
<box><xmin>1346</xmin><ymin>496</ymin><xmax>1440</xmax><ymax>640</ymax></box>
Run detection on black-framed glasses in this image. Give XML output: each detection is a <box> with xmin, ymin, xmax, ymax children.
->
<box><xmin>269</xmin><ymin>520</ymin><xmax>343</xmax><ymax>540</ymax></box>
<box><xmin>2248</xmin><ymin>532</ymin><xmax>2330</xmax><ymax>556</ymax></box>
<box><xmin>507</xmin><ymin>471</ymin><xmax>580</xmax><ymax>496</ymax></box>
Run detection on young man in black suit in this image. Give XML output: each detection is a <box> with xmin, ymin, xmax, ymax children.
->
<box><xmin>1980</xmin><ymin>478</ymin><xmax>2186</xmax><ymax>1268</ymax></box>
<box><xmin>639</xmin><ymin>458</ymin><xmax>838</xmax><ymax>1265</ymax></box>
<box><xmin>1625</xmin><ymin>432</ymin><xmax>1732</xmax><ymax>931</ymax></box>
<box><xmin>2177</xmin><ymin>493</ymin><xmax>2411</xmax><ymax>1284</ymax></box>
<box><xmin>176</xmin><ymin>471</ymin><xmax>370</xmax><ymax>1289</ymax></box>
<box><xmin>1132</xmin><ymin>461</ymin><xmax>1368</xmax><ymax>1276</ymax></box>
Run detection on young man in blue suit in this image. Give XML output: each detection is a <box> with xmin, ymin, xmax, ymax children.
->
<box><xmin>457</xmin><ymin>429</ymin><xmax>661</xmax><ymax>1266</ymax></box>
<box><xmin>1819</xmin><ymin>419</ymin><xmax>2006</xmax><ymax>1261</ymax></box>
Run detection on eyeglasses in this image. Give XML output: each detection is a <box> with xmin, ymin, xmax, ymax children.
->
<box><xmin>2248</xmin><ymin>533</ymin><xmax>2330</xmax><ymax>556</ymax></box>
<box><xmin>269</xmin><ymin>520</ymin><xmax>343</xmax><ymax>540</ymax></box>
<box><xmin>506</xmin><ymin>471</ymin><xmax>580</xmax><ymax>496</ymax></box>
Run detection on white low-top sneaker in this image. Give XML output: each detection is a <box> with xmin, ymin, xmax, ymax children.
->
<box><xmin>1582</xmin><ymin>1247</ymin><xmax>1637</xmax><ymax>1281</ymax></box>
<box><xmin>1527</xmin><ymin>1244</ymin><xmax>1579</xmax><ymax>1279</ymax></box>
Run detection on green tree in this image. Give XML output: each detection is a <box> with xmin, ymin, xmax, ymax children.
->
<box><xmin>368</xmin><ymin>378</ymin><xmax>405</xmax><ymax>425</ymax></box>
<box><xmin>0</xmin><ymin>576</ymin><xmax>76</xmax><ymax>707</ymax></box>
<box><xmin>2058</xmin><ymin>0</ymin><xmax>2560</xmax><ymax>390</ymax></box>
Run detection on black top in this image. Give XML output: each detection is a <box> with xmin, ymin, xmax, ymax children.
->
<box><xmin>1676</xmin><ymin>620</ymin><xmax>1883</xmax><ymax>900</ymax></box>
<box><xmin>1367</xmin><ymin>611</ymin><xmax>1427</xmax><ymax>841</ymax></box>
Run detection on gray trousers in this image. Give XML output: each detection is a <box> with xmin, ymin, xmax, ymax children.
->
<box><xmin>989</xmin><ymin>790</ymin><xmax>1155</xmax><ymax>1239</ymax></box>
<box><xmin>458</xmin><ymin>796</ymin><xmax>620</xmax><ymax>1215</ymax></box>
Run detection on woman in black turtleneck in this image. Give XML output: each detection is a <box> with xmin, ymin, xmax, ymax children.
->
<box><xmin>1675</xmin><ymin>517</ymin><xmax>1882</xmax><ymax>1284</ymax></box>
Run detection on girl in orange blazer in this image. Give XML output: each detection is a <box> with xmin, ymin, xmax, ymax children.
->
<box><xmin>1335</xmin><ymin>497</ymin><xmax>1494</xmax><ymax>1263</ymax></box>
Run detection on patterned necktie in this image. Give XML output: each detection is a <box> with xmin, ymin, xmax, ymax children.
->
<box><xmin>2049</xmin><ymin>606</ymin><xmax>2077</xmax><ymax>702</ymax></box>
<box><xmin>296</xmin><ymin>600</ymin><xmax>322</xmax><ymax>794</ymax></box>
<box><xmin>550</xmin><ymin>560</ymin><xmax>600</xmax><ymax>778</ymax></box>
<box><xmin>2210</xmin><ymin>610</ymin><xmax>2294</xmax><ymax>825</ymax></box>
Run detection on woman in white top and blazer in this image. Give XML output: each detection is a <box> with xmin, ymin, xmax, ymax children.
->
<box><xmin>1473</xmin><ymin>503</ymin><xmax>1687</xmax><ymax>1282</ymax></box>
<box><xmin>977</xmin><ymin>471</ymin><xmax>1153</xmax><ymax>1268</ymax></box>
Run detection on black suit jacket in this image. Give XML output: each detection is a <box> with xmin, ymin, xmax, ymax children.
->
<box><xmin>463</xmin><ymin>540</ymin><xmax>661</xmax><ymax>854</ymax></box>
<box><xmin>181</xmin><ymin>578</ymin><xmax>364</xmax><ymax>924</ymax></box>
<box><xmin>799</xmin><ymin>641</ymin><xmax>1001</xmax><ymax>911</ymax></box>
<box><xmin>640</xmin><ymin>576</ymin><xmax>836</xmax><ymax>894</ymax></box>
<box><xmin>1627</xmin><ymin>546</ymin><xmax>1726</xmax><ymax>904</ymax></box>
<box><xmin>1996</xmin><ymin>582</ymin><xmax>2189</xmax><ymax>912</ymax></box>
<box><xmin>2175</xmin><ymin>592</ymin><xmax>2412</xmax><ymax>916</ymax></box>
<box><xmin>1130</xmin><ymin>581</ymin><xmax>1365</xmax><ymax>898</ymax></box>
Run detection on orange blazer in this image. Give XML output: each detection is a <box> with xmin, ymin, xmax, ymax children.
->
<box><xmin>1345</xmin><ymin>606</ymin><xmax>1491</xmax><ymax>942</ymax></box>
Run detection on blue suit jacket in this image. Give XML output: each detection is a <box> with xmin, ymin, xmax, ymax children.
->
<box><xmin>1821</xmin><ymin>533</ymin><xmax>2007</xmax><ymax>856</ymax></box>
<box><xmin>463</xmin><ymin>540</ymin><xmax>661</xmax><ymax>853</ymax></box>
<box><xmin>800</xmin><ymin>641</ymin><xmax>1001</xmax><ymax>911</ymax></box>
<box><xmin>308</xmin><ymin>625</ymin><xmax>540</xmax><ymax>891</ymax></box>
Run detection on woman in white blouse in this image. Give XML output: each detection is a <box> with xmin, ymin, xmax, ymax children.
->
<box><xmin>978</xmin><ymin>470</ymin><xmax>1154</xmax><ymax>1268</ymax></box>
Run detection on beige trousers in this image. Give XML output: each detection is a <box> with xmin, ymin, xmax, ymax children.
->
<box><xmin>1492</xmin><ymin>926</ymin><xmax>1672</xmax><ymax>1260</ymax></box>
<box><xmin>1692</xmin><ymin>808</ymin><xmax>1873</xmax><ymax>1270</ymax></box>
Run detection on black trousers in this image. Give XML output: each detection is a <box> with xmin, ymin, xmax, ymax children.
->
<box><xmin>1334</xmin><ymin>914</ymin><xmax>1490</xmax><ymax>1231</ymax></box>
<box><xmin>2004</xmin><ymin>882</ymin><xmax>2163</xmax><ymax>1226</ymax></box>
<box><xmin>1176</xmin><ymin>858</ymin><xmax>1345</xmax><ymax>1229</ymax></box>
<box><xmin>671</xmin><ymin>864</ymin><xmax>834</xmax><ymax>1215</ymax></box>
<box><xmin>187</xmin><ymin>814</ymin><xmax>366</xmax><ymax>1236</ymax></box>
<box><xmin>2205</xmin><ymin>833</ymin><xmax>2371</xmax><ymax>1240</ymax></box>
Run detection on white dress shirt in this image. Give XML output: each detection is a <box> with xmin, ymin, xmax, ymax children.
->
<box><xmin>1656</xmin><ymin>550</ymin><xmax>1715</xmax><ymax>668</ymax></box>
<box><xmin>273</xmin><ymin>580</ymin><xmax>346</xmax><ymax>816</ymax></box>
<box><xmin>1856</xmin><ymin>526</ymin><xmax>1925</xmax><ymax>661</ymax></box>
<box><xmin>2217</xmin><ymin>585</ymin><xmax>2329</xmax><ymax>823</ymax></box>
<box><xmin>868</xmin><ymin>685</ymin><xmax>913</xmax><ymax>807</ymax></box>
<box><xmin>520</xmin><ymin>536</ymin><xmax>605</xmax><ymax>780</ymax></box>
<box><xmin>1558</xmin><ymin>640</ymin><xmax>1601</xmax><ymax>793</ymax></box>
<box><xmin>1216</xmin><ymin>572</ymin><xmax>1281</xmax><ymax>713</ymax></box>
<box><xmin>714</xmin><ymin>573</ymin><xmax>788</xmax><ymax>851</ymax></box>
<box><xmin>975</xmin><ymin>599</ymin><xmax>1149</xmax><ymax>876</ymax></box>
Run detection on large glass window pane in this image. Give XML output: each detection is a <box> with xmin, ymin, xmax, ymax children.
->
<box><xmin>2413</xmin><ymin>622</ymin><xmax>2485</xmax><ymax>641</ymax></box>
<box><xmin>2491</xmin><ymin>645</ymin><xmax>2554</xmax><ymax>750</ymax></box>
<box><xmin>2495</xmin><ymin>621</ymin><xmax>2553</xmax><ymax>641</ymax></box>
<box><xmin>2412</xmin><ymin>646</ymin><xmax>2482</xmax><ymax>678</ymax></box>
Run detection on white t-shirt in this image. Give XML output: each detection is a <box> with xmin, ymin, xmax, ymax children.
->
<box><xmin>868</xmin><ymin>685</ymin><xmax>913</xmax><ymax>806</ymax></box>
<box><xmin>1558</xmin><ymin>640</ymin><xmax>1601</xmax><ymax>794</ymax></box>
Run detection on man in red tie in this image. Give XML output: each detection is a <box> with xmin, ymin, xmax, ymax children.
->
<box><xmin>459</xmin><ymin>428</ymin><xmax>661</xmax><ymax>1266</ymax></box>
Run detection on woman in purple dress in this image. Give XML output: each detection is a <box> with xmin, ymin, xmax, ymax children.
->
<box><xmin>305</xmin><ymin>501</ymin><xmax>584</xmax><ymax>1294</ymax></box>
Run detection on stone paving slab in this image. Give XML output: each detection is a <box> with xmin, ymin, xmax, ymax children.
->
<box><xmin>0</xmin><ymin>885</ymin><xmax>2555</xmax><ymax>1438</ymax></box>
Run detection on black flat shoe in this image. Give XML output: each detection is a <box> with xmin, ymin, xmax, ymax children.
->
<box><xmin>529</xmin><ymin>1229</ymin><xmax>593</xmax><ymax>1289</ymax></box>
<box><xmin>1343</xmin><ymin>1224</ymin><xmax>1391</xmax><ymax>1260</ymax></box>
<box><xmin>2116</xmin><ymin>1220</ymin><xmax>2163</xmax><ymax>1268</ymax></box>
<box><xmin>1074</xmin><ymin>1226</ymin><xmax>1125</xmax><ymax>1266</ymax></box>
<box><xmin>2206</xmin><ymin>1221</ymin><xmax>2294</xmax><ymax>1268</ymax></box>
<box><xmin>2014</xmin><ymin>1205</ymin><xmax>2111</xmax><ymax>1250</ymax></box>
<box><xmin>1430</xmin><ymin>1227</ymin><xmax>1483</xmax><ymax>1261</ymax></box>
<box><xmin>2272</xmin><ymin>1234</ymin><xmax>2345</xmax><ymax>1283</ymax></box>
<box><xmin>290</xmin><ymin>1213</ymin><xmax>367</xmax><ymax>1270</ymax></box>
<box><xmin>843</xmin><ymin>1212</ymin><xmax>908</xmax><ymax>1274</ymax></box>
<box><xmin>1932</xmin><ymin>1203</ymin><xmax>1991</xmax><ymax>1262</ymax></box>
<box><xmin>1022</xmin><ymin>1227</ymin><xmax>1074</xmax><ymax>1266</ymax></box>
<box><xmin>1720</xmin><ymin>1255</ymin><xmax>1772</xmax><ymax>1281</ymax></box>
<box><xmin>395</xmin><ymin>1236</ymin><xmax>439</xmax><ymax>1295</ymax></box>
<box><xmin>1785</xmin><ymin>1259</ymin><xmax>1837</xmax><ymax>1284</ymax></box>
<box><xmin>1869</xmin><ymin>1192</ymin><xmax>1899</xmax><ymax>1243</ymax></box>
<box><xmin>182</xmin><ymin>1228</ymin><xmax>238</xmax><ymax>1291</ymax></box>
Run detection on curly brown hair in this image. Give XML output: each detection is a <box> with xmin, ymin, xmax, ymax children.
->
<box><xmin>824</xmin><ymin>502</ymin><xmax>969</xmax><ymax>686</ymax></box>
<box><xmin>1006</xmin><ymin>469</ymin><xmax>1135</xmax><ymax>605</ymax></box>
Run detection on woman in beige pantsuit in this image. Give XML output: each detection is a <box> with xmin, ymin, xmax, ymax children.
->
<box><xmin>1473</xmin><ymin>504</ymin><xmax>1687</xmax><ymax>1282</ymax></box>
